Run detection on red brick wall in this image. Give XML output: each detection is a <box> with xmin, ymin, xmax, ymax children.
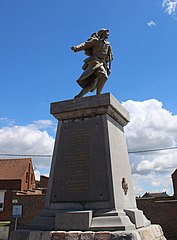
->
<box><xmin>0</xmin><ymin>180</ymin><xmax>21</xmax><ymax>221</ymax></box>
<box><xmin>0</xmin><ymin>180</ymin><xmax>21</xmax><ymax>191</ymax></box>
<box><xmin>40</xmin><ymin>175</ymin><xmax>49</xmax><ymax>188</ymax></box>
<box><xmin>0</xmin><ymin>159</ymin><xmax>36</xmax><ymax>230</ymax></box>
<box><xmin>0</xmin><ymin>190</ymin><xmax>13</xmax><ymax>221</ymax></box>
<box><xmin>0</xmin><ymin>180</ymin><xmax>21</xmax><ymax>222</ymax></box>
<box><xmin>21</xmin><ymin>161</ymin><xmax>36</xmax><ymax>191</ymax></box>
<box><xmin>137</xmin><ymin>197</ymin><xmax>177</xmax><ymax>239</ymax></box>
<box><xmin>10</xmin><ymin>194</ymin><xmax>46</xmax><ymax>231</ymax></box>
<box><xmin>0</xmin><ymin>177</ymin><xmax>35</xmax><ymax>222</ymax></box>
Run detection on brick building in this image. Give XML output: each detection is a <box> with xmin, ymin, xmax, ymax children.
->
<box><xmin>0</xmin><ymin>158</ymin><xmax>35</xmax><ymax>221</ymax></box>
<box><xmin>9</xmin><ymin>175</ymin><xmax>48</xmax><ymax>234</ymax></box>
<box><xmin>10</xmin><ymin>192</ymin><xmax>46</xmax><ymax>231</ymax></box>
<box><xmin>36</xmin><ymin>175</ymin><xmax>49</xmax><ymax>194</ymax></box>
<box><xmin>141</xmin><ymin>191</ymin><xmax>169</xmax><ymax>198</ymax></box>
<box><xmin>137</xmin><ymin>169</ymin><xmax>177</xmax><ymax>240</ymax></box>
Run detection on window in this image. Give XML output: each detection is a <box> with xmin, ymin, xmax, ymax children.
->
<box><xmin>0</xmin><ymin>191</ymin><xmax>5</xmax><ymax>211</ymax></box>
<box><xmin>31</xmin><ymin>173</ymin><xmax>34</xmax><ymax>184</ymax></box>
<box><xmin>26</xmin><ymin>172</ymin><xmax>29</xmax><ymax>183</ymax></box>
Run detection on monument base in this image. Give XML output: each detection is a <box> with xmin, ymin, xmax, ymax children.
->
<box><xmin>27</xmin><ymin>208</ymin><xmax>150</xmax><ymax>231</ymax></box>
<box><xmin>27</xmin><ymin>93</ymin><xmax>150</xmax><ymax>232</ymax></box>
<box><xmin>9</xmin><ymin>224</ymin><xmax>167</xmax><ymax>240</ymax></box>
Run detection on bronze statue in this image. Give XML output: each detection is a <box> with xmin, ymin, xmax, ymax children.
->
<box><xmin>71</xmin><ymin>29</ymin><xmax>113</xmax><ymax>98</ymax></box>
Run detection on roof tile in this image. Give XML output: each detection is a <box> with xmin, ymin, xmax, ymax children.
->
<box><xmin>0</xmin><ymin>158</ymin><xmax>31</xmax><ymax>180</ymax></box>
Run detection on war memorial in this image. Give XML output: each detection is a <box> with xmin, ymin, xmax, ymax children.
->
<box><xmin>10</xmin><ymin>29</ymin><xmax>166</xmax><ymax>240</ymax></box>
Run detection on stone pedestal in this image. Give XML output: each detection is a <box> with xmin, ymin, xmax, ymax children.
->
<box><xmin>27</xmin><ymin>93</ymin><xmax>150</xmax><ymax>231</ymax></box>
<box><xmin>9</xmin><ymin>225</ymin><xmax>167</xmax><ymax>240</ymax></box>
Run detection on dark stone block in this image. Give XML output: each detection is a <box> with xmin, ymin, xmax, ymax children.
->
<box><xmin>50</xmin><ymin>117</ymin><xmax>109</xmax><ymax>203</ymax></box>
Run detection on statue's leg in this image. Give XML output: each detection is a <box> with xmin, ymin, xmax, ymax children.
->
<box><xmin>74</xmin><ymin>77</ymin><xmax>97</xmax><ymax>98</ymax></box>
<box><xmin>74</xmin><ymin>86</ymin><xmax>91</xmax><ymax>98</ymax></box>
<box><xmin>95</xmin><ymin>68</ymin><xmax>108</xmax><ymax>95</ymax></box>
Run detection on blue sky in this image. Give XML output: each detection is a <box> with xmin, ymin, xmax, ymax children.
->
<box><xmin>0</xmin><ymin>0</ymin><xmax>177</xmax><ymax>196</ymax></box>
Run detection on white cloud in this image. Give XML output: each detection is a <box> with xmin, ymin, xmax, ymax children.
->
<box><xmin>34</xmin><ymin>169</ymin><xmax>41</xmax><ymax>181</ymax></box>
<box><xmin>136</xmin><ymin>160</ymin><xmax>155</xmax><ymax>173</ymax></box>
<box><xmin>0</xmin><ymin>117</ymin><xmax>15</xmax><ymax>127</ymax></box>
<box><xmin>0</xmin><ymin>120</ymin><xmax>55</xmax><ymax>175</ymax></box>
<box><xmin>162</xmin><ymin>0</ymin><xmax>177</xmax><ymax>15</ymax></box>
<box><xmin>123</xmin><ymin>99</ymin><xmax>177</xmax><ymax>151</ymax></box>
<box><xmin>151</xmin><ymin>180</ymin><xmax>161</xmax><ymax>187</ymax></box>
<box><xmin>147</xmin><ymin>21</ymin><xmax>156</xmax><ymax>27</ymax></box>
<box><xmin>123</xmin><ymin>99</ymin><xmax>177</xmax><ymax>196</ymax></box>
<box><xmin>132</xmin><ymin>173</ymin><xmax>173</xmax><ymax>196</ymax></box>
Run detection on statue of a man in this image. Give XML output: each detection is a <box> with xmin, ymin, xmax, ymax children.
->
<box><xmin>71</xmin><ymin>29</ymin><xmax>113</xmax><ymax>98</ymax></box>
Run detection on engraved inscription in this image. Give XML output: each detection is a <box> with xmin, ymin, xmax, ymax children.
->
<box><xmin>50</xmin><ymin>117</ymin><xmax>109</xmax><ymax>202</ymax></box>
<box><xmin>66</xmin><ymin>128</ymin><xmax>91</xmax><ymax>193</ymax></box>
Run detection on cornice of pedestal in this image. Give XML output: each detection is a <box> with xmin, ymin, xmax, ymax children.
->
<box><xmin>50</xmin><ymin>93</ymin><xmax>130</xmax><ymax>127</ymax></box>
